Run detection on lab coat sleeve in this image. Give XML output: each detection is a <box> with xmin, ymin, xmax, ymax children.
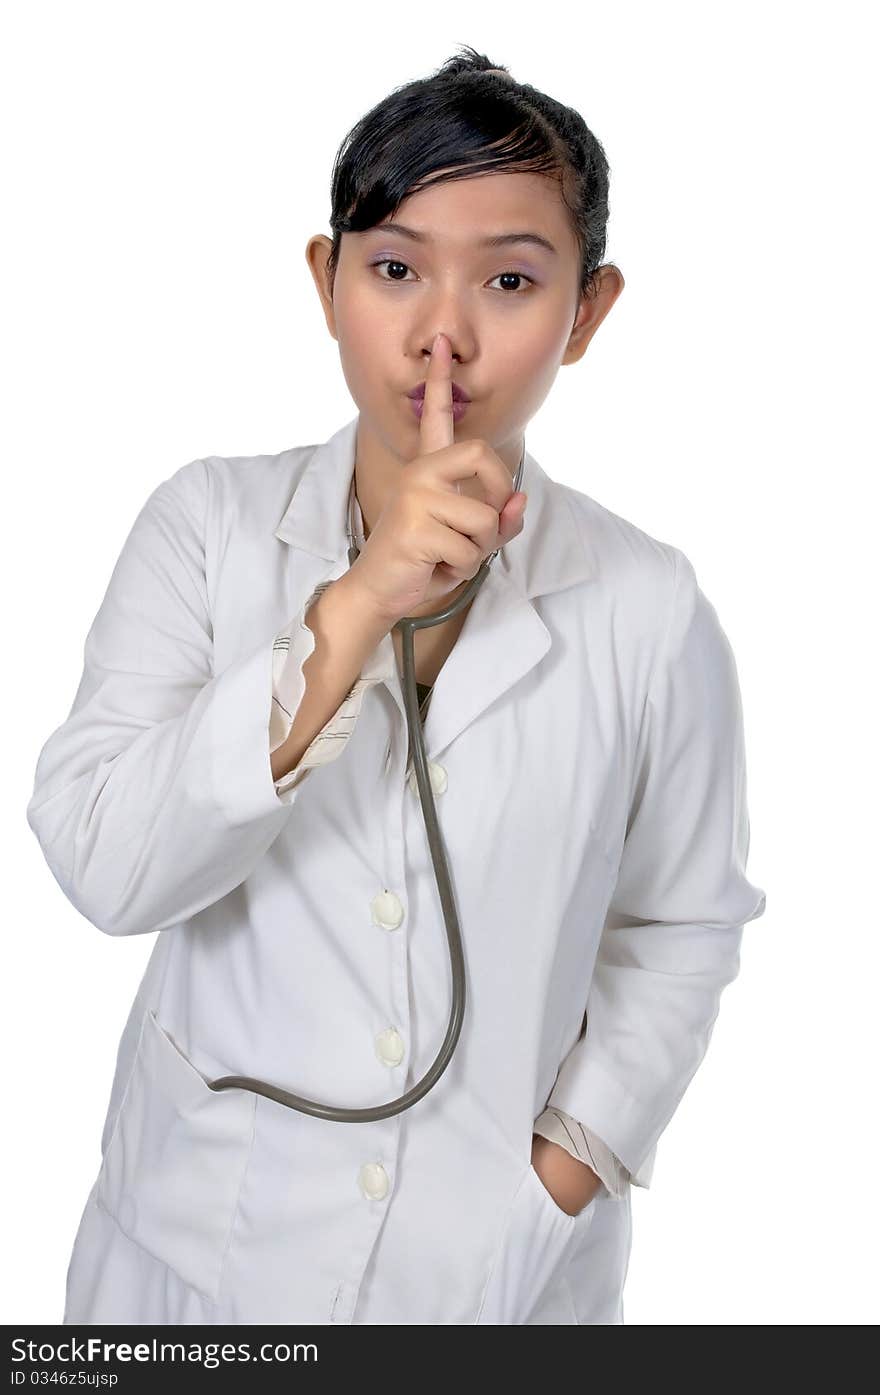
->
<box><xmin>25</xmin><ymin>459</ymin><xmax>389</xmax><ymax>937</ymax></box>
<box><xmin>533</xmin><ymin>1106</ymin><xmax>630</xmax><ymax>1199</ymax></box>
<box><xmin>271</xmin><ymin>579</ymin><xmax>395</xmax><ymax>800</ymax></box>
<box><xmin>546</xmin><ymin>545</ymin><xmax>767</xmax><ymax>1189</ymax></box>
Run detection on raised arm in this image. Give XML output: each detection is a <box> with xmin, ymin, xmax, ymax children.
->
<box><xmin>26</xmin><ymin>459</ymin><xmax>391</xmax><ymax>937</ymax></box>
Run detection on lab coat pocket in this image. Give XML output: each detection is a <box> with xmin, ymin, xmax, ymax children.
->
<box><xmin>474</xmin><ymin>1160</ymin><xmax>596</xmax><ymax>1325</ymax></box>
<box><xmin>95</xmin><ymin>1007</ymin><xmax>257</xmax><ymax>1303</ymax></box>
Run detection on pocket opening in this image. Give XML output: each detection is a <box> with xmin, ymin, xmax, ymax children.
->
<box><xmin>95</xmin><ymin>1005</ymin><xmax>256</xmax><ymax>1302</ymax></box>
<box><xmin>474</xmin><ymin>1157</ymin><xmax>593</xmax><ymax>1324</ymax></box>
<box><xmin>526</xmin><ymin>1159</ymin><xmax>597</xmax><ymax>1228</ymax></box>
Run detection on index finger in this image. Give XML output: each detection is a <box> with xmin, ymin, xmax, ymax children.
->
<box><xmin>419</xmin><ymin>331</ymin><xmax>455</xmax><ymax>456</ymax></box>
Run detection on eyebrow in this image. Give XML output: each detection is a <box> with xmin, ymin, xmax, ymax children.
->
<box><xmin>368</xmin><ymin>220</ymin><xmax>558</xmax><ymax>257</ymax></box>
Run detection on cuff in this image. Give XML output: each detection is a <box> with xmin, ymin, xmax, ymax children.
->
<box><xmin>270</xmin><ymin>579</ymin><xmax>396</xmax><ymax>801</ymax></box>
<box><xmin>533</xmin><ymin>1106</ymin><xmax>631</xmax><ymax>1199</ymax></box>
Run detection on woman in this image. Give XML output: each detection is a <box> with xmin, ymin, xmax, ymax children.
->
<box><xmin>27</xmin><ymin>46</ymin><xmax>766</xmax><ymax>1325</ymax></box>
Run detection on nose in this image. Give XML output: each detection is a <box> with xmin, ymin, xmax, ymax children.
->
<box><xmin>409</xmin><ymin>301</ymin><xmax>476</xmax><ymax>366</ymax></box>
<box><xmin>424</xmin><ymin>337</ymin><xmax>461</xmax><ymax>363</ymax></box>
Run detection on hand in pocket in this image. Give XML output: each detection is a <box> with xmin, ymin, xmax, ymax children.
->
<box><xmin>531</xmin><ymin>1133</ymin><xmax>602</xmax><ymax>1217</ymax></box>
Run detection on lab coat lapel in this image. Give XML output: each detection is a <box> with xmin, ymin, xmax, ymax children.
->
<box><xmin>273</xmin><ymin>415</ymin><xmax>598</xmax><ymax>763</ymax></box>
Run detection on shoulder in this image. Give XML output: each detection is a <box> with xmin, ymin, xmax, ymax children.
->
<box><xmin>144</xmin><ymin>442</ymin><xmax>318</xmax><ymax>539</ymax></box>
<box><xmin>554</xmin><ymin>481</ymin><xmax>743</xmax><ymax>727</ymax></box>
<box><xmin>566</xmin><ymin>486</ymin><xmax>740</xmax><ymax>702</ymax></box>
<box><xmin>200</xmin><ymin>444</ymin><xmax>317</xmax><ymax>532</ymax></box>
<box><xmin>556</xmin><ymin>478</ymin><xmax>694</xmax><ymax>634</ymax></box>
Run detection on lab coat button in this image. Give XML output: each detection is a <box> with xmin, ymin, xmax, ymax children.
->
<box><xmin>375</xmin><ymin>1027</ymin><xmax>405</xmax><ymax>1067</ymax></box>
<box><xmin>407</xmin><ymin>760</ymin><xmax>447</xmax><ymax>796</ymax></box>
<box><xmin>359</xmin><ymin>1162</ymin><xmax>390</xmax><ymax>1201</ymax></box>
<box><xmin>371</xmin><ymin>890</ymin><xmax>404</xmax><ymax>929</ymax></box>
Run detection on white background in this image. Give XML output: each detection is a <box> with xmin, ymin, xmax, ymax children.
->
<box><xmin>4</xmin><ymin>0</ymin><xmax>877</xmax><ymax>1325</ymax></box>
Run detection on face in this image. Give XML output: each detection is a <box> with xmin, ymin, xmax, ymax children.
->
<box><xmin>305</xmin><ymin>168</ymin><xmax>623</xmax><ymax>485</ymax></box>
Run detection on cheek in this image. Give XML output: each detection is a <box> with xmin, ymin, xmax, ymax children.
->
<box><xmin>497</xmin><ymin>327</ymin><xmax>562</xmax><ymax>399</ymax></box>
<box><xmin>337</xmin><ymin>297</ymin><xmax>401</xmax><ymax>374</ymax></box>
<box><xmin>335</xmin><ymin>320</ymin><xmax>383</xmax><ymax>392</ymax></box>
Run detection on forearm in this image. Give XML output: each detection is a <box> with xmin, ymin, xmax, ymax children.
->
<box><xmin>270</xmin><ymin>575</ymin><xmax>391</xmax><ymax>782</ymax></box>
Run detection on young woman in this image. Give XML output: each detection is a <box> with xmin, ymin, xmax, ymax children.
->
<box><xmin>27</xmin><ymin>46</ymin><xmax>766</xmax><ymax>1325</ymax></box>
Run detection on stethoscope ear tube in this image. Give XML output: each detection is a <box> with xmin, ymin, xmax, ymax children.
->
<box><xmin>208</xmin><ymin>446</ymin><xmax>526</xmax><ymax>1119</ymax></box>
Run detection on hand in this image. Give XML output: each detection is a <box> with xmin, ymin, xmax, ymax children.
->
<box><xmin>531</xmin><ymin>1133</ymin><xmax>603</xmax><ymax>1217</ymax></box>
<box><xmin>345</xmin><ymin>331</ymin><xmax>528</xmax><ymax>626</ymax></box>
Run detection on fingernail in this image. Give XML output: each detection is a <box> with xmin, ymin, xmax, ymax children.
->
<box><xmin>433</xmin><ymin>332</ymin><xmax>442</xmax><ymax>351</ymax></box>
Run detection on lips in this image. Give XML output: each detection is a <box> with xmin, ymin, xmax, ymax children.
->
<box><xmin>407</xmin><ymin>381</ymin><xmax>472</xmax><ymax>403</ymax></box>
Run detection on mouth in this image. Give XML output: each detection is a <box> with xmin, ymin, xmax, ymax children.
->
<box><xmin>407</xmin><ymin>396</ymin><xmax>469</xmax><ymax>422</ymax></box>
<box><xmin>407</xmin><ymin>381</ymin><xmax>472</xmax><ymax>403</ymax></box>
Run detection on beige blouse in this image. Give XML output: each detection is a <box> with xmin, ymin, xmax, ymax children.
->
<box><xmin>267</xmin><ymin>489</ymin><xmax>635</xmax><ymax>1202</ymax></box>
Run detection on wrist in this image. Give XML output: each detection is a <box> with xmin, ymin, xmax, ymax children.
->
<box><xmin>329</xmin><ymin>569</ymin><xmax>398</xmax><ymax>638</ymax></box>
<box><xmin>315</xmin><ymin>572</ymin><xmax>393</xmax><ymax>645</ymax></box>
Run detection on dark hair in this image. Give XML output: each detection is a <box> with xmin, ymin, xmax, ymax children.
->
<box><xmin>325</xmin><ymin>45</ymin><xmax>614</xmax><ymax>316</ymax></box>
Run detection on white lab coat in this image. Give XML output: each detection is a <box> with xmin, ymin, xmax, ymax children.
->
<box><xmin>27</xmin><ymin>415</ymin><xmax>766</xmax><ymax>1325</ymax></box>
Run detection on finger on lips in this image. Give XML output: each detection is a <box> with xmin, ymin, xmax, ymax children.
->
<box><xmin>420</xmin><ymin>331</ymin><xmax>524</xmax><ymax>527</ymax></box>
<box><xmin>419</xmin><ymin>331</ymin><xmax>454</xmax><ymax>456</ymax></box>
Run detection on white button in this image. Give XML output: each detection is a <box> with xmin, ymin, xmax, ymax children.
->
<box><xmin>359</xmin><ymin>1161</ymin><xmax>390</xmax><ymax>1201</ymax></box>
<box><xmin>371</xmin><ymin>890</ymin><xmax>404</xmax><ymax>930</ymax></box>
<box><xmin>375</xmin><ymin>1027</ymin><xmax>405</xmax><ymax>1067</ymax></box>
<box><xmin>407</xmin><ymin>760</ymin><xmax>447</xmax><ymax>796</ymax></box>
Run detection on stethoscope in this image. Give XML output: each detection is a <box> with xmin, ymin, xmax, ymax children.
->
<box><xmin>208</xmin><ymin>443</ymin><xmax>527</xmax><ymax>1120</ymax></box>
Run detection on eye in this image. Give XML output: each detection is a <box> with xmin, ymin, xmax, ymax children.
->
<box><xmin>486</xmin><ymin>271</ymin><xmax>536</xmax><ymax>295</ymax></box>
<box><xmin>369</xmin><ymin>258</ymin><xmax>536</xmax><ymax>295</ymax></box>
<box><xmin>370</xmin><ymin>258</ymin><xmax>416</xmax><ymax>283</ymax></box>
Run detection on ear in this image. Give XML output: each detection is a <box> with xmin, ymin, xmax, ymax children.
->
<box><xmin>561</xmin><ymin>265</ymin><xmax>625</xmax><ymax>367</ymax></box>
<box><xmin>305</xmin><ymin>234</ymin><xmax>338</xmax><ymax>341</ymax></box>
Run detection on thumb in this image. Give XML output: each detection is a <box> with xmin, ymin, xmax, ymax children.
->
<box><xmin>496</xmin><ymin>491</ymin><xmax>528</xmax><ymax>543</ymax></box>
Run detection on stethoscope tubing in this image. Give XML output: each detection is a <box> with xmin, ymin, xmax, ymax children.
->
<box><xmin>208</xmin><ymin>447</ymin><xmax>526</xmax><ymax>1118</ymax></box>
